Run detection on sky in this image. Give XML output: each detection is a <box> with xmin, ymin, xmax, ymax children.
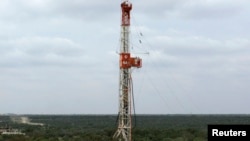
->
<box><xmin>0</xmin><ymin>0</ymin><xmax>250</xmax><ymax>114</ymax></box>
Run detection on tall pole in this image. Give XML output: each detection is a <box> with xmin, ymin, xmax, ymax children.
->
<box><xmin>113</xmin><ymin>0</ymin><xmax>142</xmax><ymax>141</ymax></box>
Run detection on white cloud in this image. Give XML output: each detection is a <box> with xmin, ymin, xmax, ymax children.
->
<box><xmin>0</xmin><ymin>37</ymin><xmax>88</xmax><ymax>68</ymax></box>
<box><xmin>0</xmin><ymin>0</ymin><xmax>250</xmax><ymax>114</ymax></box>
<box><xmin>134</xmin><ymin>0</ymin><xmax>250</xmax><ymax>20</ymax></box>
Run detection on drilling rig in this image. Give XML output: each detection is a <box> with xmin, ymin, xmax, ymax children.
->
<box><xmin>113</xmin><ymin>0</ymin><xmax>142</xmax><ymax>141</ymax></box>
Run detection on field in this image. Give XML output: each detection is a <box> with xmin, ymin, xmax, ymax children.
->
<box><xmin>0</xmin><ymin>114</ymin><xmax>250</xmax><ymax>141</ymax></box>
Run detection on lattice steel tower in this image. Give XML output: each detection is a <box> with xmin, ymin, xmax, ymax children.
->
<box><xmin>113</xmin><ymin>0</ymin><xmax>142</xmax><ymax>141</ymax></box>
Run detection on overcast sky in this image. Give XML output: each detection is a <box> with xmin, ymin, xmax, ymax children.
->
<box><xmin>0</xmin><ymin>0</ymin><xmax>250</xmax><ymax>114</ymax></box>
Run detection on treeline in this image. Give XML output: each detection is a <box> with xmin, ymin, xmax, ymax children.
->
<box><xmin>0</xmin><ymin>115</ymin><xmax>249</xmax><ymax>141</ymax></box>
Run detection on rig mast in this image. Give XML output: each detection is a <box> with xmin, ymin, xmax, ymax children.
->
<box><xmin>113</xmin><ymin>0</ymin><xmax>142</xmax><ymax>141</ymax></box>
